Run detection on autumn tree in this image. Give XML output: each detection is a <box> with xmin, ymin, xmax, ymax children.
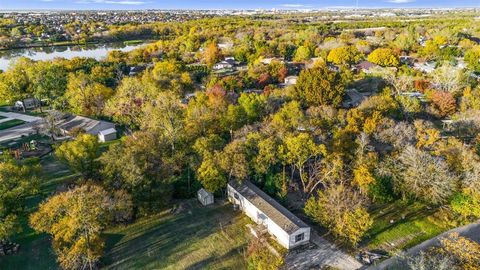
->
<box><xmin>30</xmin><ymin>184</ymin><xmax>131</xmax><ymax>270</ymax></box>
<box><xmin>55</xmin><ymin>134</ymin><xmax>100</xmax><ymax>179</ymax></box>
<box><xmin>204</xmin><ymin>41</ymin><xmax>222</xmax><ymax>67</ymax></box>
<box><xmin>104</xmin><ymin>76</ymin><xmax>158</xmax><ymax>130</ymax></box>
<box><xmin>65</xmin><ymin>72</ymin><xmax>113</xmax><ymax>116</ymax></box>
<box><xmin>295</xmin><ymin>64</ymin><xmax>345</xmax><ymax>107</ymax></box>
<box><xmin>327</xmin><ymin>46</ymin><xmax>363</xmax><ymax>65</ymax></box>
<box><xmin>305</xmin><ymin>183</ymin><xmax>372</xmax><ymax>246</ymax></box>
<box><xmin>279</xmin><ymin>133</ymin><xmax>326</xmax><ymax>194</ymax></box>
<box><xmin>367</xmin><ymin>48</ymin><xmax>399</xmax><ymax>67</ymax></box>
<box><xmin>464</xmin><ymin>45</ymin><xmax>480</xmax><ymax>72</ymax></box>
<box><xmin>0</xmin><ymin>156</ymin><xmax>40</xmax><ymax>241</ymax></box>
<box><xmin>431</xmin><ymin>91</ymin><xmax>457</xmax><ymax>117</ymax></box>
<box><xmin>141</xmin><ymin>91</ymin><xmax>184</xmax><ymax>152</ymax></box>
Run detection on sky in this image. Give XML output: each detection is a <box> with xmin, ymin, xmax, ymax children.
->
<box><xmin>1</xmin><ymin>0</ymin><xmax>480</xmax><ymax>10</ymax></box>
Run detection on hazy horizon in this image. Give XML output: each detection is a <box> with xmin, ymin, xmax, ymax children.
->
<box><xmin>2</xmin><ymin>0</ymin><xmax>480</xmax><ymax>11</ymax></box>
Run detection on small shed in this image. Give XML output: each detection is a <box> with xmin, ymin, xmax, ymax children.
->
<box><xmin>197</xmin><ymin>188</ymin><xmax>214</xmax><ymax>206</ymax></box>
<box><xmin>98</xmin><ymin>128</ymin><xmax>117</xmax><ymax>142</ymax></box>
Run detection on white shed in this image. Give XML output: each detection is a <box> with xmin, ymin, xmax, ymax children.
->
<box><xmin>98</xmin><ymin>128</ymin><xmax>117</xmax><ymax>142</ymax></box>
<box><xmin>228</xmin><ymin>181</ymin><xmax>310</xmax><ymax>249</ymax></box>
<box><xmin>197</xmin><ymin>188</ymin><xmax>214</xmax><ymax>206</ymax></box>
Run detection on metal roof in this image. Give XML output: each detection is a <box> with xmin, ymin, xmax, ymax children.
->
<box><xmin>229</xmin><ymin>180</ymin><xmax>309</xmax><ymax>234</ymax></box>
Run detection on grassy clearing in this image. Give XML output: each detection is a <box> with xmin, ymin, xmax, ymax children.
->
<box><xmin>0</xmin><ymin>155</ymin><xmax>77</xmax><ymax>270</ymax></box>
<box><xmin>102</xmin><ymin>201</ymin><xmax>250</xmax><ymax>270</ymax></box>
<box><xmin>0</xmin><ymin>119</ymin><xmax>25</xmax><ymax>130</ymax></box>
<box><xmin>363</xmin><ymin>200</ymin><xmax>454</xmax><ymax>253</ymax></box>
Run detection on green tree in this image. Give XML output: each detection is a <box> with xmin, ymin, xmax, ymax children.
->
<box><xmin>295</xmin><ymin>64</ymin><xmax>345</xmax><ymax>107</ymax></box>
<box><xmin>100</xmin><ymin>132</ymin><xmax>175</xmax><ymax>213</ymax></box>
<box><xmin>65</xmin><ymin>72</ymin><xmax>113</xmax><ymax>116</ymax></box>
<box><xmin>55</xmin><ymin>134</ymin><xmax>100</xmax><ymax>179</ymax></box>
<box><xmin>0</xmin><ymin>156</ymin><xmax>40</xmax><ymax>240</ymax></box>
<box><xmin>293</xmin><ymin>45</ymin><xmax>312</xmax><ymax>62</ymax></box>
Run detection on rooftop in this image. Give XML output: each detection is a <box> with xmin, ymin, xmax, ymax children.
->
<box><xmin>229</xmin><ymin>180</ymin><xmax>309</xmax><ymax>234</ymax></box>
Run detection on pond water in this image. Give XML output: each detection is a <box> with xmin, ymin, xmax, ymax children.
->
<box><xmin>0</xmin><ymin>42</ymin><xmax>146</xmax><ymax>71</ymax></box>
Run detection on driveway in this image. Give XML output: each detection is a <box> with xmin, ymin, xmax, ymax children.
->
<box><xmin>367</xmin><ymin>221</ymin><xmax>480</xmax><ymax>270</ymax></box>
<box><xmin>0</xmin><ymin>112</ymin><xmax>42</xmax><ymax>122</ymax></box>
<box><xmin>283</xmin><ymin>231</ymin><xmax>362</xmax><ymax>270</ymax></box>
<box><xmin>0</xmin><ymin>112</ymin><xmax>43</xmax><ymax>142</ymax></box>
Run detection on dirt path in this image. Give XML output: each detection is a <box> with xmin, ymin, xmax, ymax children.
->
<box><xmin>283</xmin><ymin>230</ymin><xmax>362</xmax><ymax>270</ymax></box>
<box><xmin>367</xmin><ymin>220</ymin><xmax>480</xmax><ymax>270</ymax></box>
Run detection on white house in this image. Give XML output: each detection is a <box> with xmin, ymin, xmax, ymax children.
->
<box><xmin>284</xmin><ymin>76</ymin><xmax>298</xmax><ymax>86</ymax></box>
<box><xmin>197</xmin><ymin>188</ymin><xmax>214</xmax><ymax>206</ymax></box>
<box><xmin>14</xmin><ymin>98</ymin><xmax>41</xmax><ymax>110</ymax></box>
<box><xmin>228</xmin><ymin>181</ymin><xmax>310</xmax><ymax>249</ymax></box>
<box><xmin>98</xmin><ymin>128</ymin><xmax>117</xmax><ymax>142</ymax></box>
<box><xmin>213</xmin><ymin>57</ymin><xmax>237</xmax><ymax>70</ymax></box>
<box><xmin>413</xmin><ymin>62</ymin><xmax>436</xmax><ymax>73</ymax></box>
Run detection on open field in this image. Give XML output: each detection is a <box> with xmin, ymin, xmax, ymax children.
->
<box><xmin>0</xmin><ymin>119</ymin><xmax>25</xmax><ymax>130</ymax></box>
<box><xmin>362</xmin><ymin>200</ymin><xmax>455</xmax><ymax>253</ymax></box>
<box><xmin>102</xmin><ymin>201</ymin><xmax>250</xmax><ymax>270</ymax></box>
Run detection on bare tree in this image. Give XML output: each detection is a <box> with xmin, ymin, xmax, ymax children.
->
<box><xmin>377</xmin><ymin>146</ymin><xmax>457</xmax><ymax>204</ymax></box>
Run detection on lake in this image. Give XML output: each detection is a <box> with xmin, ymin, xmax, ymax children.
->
<box><xmin>0</xmin><ymin>42</ymin><xmax>147</xmax><ymax>71</ymax></box>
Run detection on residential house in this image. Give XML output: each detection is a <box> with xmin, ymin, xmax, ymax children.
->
<box><xmin>57</xmin><ymin>114</ymin><xmax>116</xmax><ymax>139</ymax></box>
<box><xmin>284</xmin><ymin>76</ymin><xmax>298</xmax><ymax>86</ymax></box>
<box><xmin>356</xmin><ymin>60</ymin><xmax>378</xmax><ymax>74</ymax></box>
<box><xmin>228</xmin><ymin>181</ymin><xmax>310</xmax><ymax>249</ymax></box>
<box><xmin>413</xmin><ymin>61</ymin><xmax>436</xmax><ymax>73</ymax></box>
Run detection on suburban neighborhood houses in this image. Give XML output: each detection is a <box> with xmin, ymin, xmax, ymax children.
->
<box><xmin>1</xmin><ymin>5</ymin><xmax>480</xmax><ymax>270</ymax></box>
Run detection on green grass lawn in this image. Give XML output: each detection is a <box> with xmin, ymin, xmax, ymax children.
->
<box><xmin>0</xmin><ymin>155</ymin><xmax>77</xmax><ymax>270</ymax></box>
<box><xmin>102</xmin><ymin>201</ymin><xmax>250</xmax><ymax>270</ymax></box>
<box><xmin>362</xmin><ymin>200</ymin><xmax>455</xmax><ymax>253</ymax></box>
<box><xmin>0</xmin><ymin>119</ymin><xmax>25</xmax><ymax>130</ymax></box>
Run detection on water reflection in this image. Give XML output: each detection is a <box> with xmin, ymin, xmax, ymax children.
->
<box><xmin>0</xmin><ymin>42</ymin><xmax>146</xmax><ymax>71</ymax></box>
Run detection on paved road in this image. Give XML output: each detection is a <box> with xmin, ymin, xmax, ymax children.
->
<box><xmin>284</xmin><ymin>231</ymin><xmax>362</xmax><ymax>270</ymax></box>
<box><xmin>0</xmin><ymin>112</ymin><xmax>43</xmax><ymax>143</ymax></box>
<box><xmin>0</xmin><ymin>112</ymin><xmax>42</xmax><ymax>122</ymax></box>
<box><xmin>367</xmin><ymin>221</ymin><xmax>480</xmax><ymax>270</ymax></box>
<box><xmin>0</xmin><ymin>122</ymin><xmax>40</xmax><ymax>143</ymax></box>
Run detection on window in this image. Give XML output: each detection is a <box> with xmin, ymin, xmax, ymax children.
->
<box><xmin>295</xmin><ymin>233</ymin><xmax>304</xmax><ymax>243</ymax></box>
<box><xmin>234</xmin><ymin>193</ymin><xmax>239</xmax><ymax>199</ymax></box>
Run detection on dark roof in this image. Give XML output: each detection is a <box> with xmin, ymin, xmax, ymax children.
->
<box><xmin>58</xmin><ymin>115</ymin><xmax>115</xmax><ymax>135</ymax></box>
<box><xmin>229</xmin><ymin>180</ymin><xmax>309</xmax><ymax>234</ymax></box>
<box><xmin>356</xmin><ymin>60</ymin><xmax>376</xmax><ymax>70</ymax></box>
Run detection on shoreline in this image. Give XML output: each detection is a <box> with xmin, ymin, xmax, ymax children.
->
<box><xmin>0</xmin><ymin>39</ymin><xmax>153</xmax><ymax>51</ymax></box>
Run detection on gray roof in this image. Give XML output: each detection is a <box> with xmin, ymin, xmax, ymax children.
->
<box><xmin>229</xmin><ymin>180</ymin><xmax>309</xmax><ymax>234</ymax></box>
<box><xmin>58</xmin><ymin>115</ymin><xmax>115</xmax><ymax>135</ymax></box>
<box><xmin>99</xmin><ymin>128</ymin><xmax>117</xmax><ymax>136</ymax></box>
<box><xmin>198</xmin><ymin>188</ymin><xmax>213</xmax><ymax>198</ymax></box>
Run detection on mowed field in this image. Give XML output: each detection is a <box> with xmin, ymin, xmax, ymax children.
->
<box><xmin>0</xmin><ymin>152</ymin><xmax>250</xmax><ymax>270</ymax></box>
<box><xmin>102</xmin><ymin>201</ymin><xmax>250</xmax><ymax>270</ymax></box>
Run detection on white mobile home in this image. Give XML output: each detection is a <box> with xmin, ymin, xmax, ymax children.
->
<box><xmin>228</xmin><ymin>181</ymin><xmax>310</xmax><ymax>249</ymax></box>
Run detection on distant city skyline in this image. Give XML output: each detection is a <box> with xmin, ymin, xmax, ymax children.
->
<box><xmin>2</xmin><ymin>0</ymin><xmax>480</xmax><ymax>10</ymax></box>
